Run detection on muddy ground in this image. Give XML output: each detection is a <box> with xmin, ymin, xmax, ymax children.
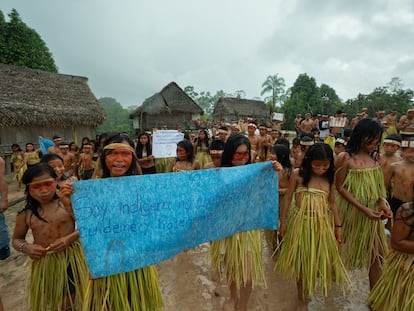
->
<box><xmin>1</xmin><ymin>199</ymin><xmax>370</xmax><ymax>311</ymax></box>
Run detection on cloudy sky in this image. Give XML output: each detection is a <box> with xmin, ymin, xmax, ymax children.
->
<box><xmin>1</xmin><ymin>0</ymin><xmax>413</xmax><ymax>107</ymax></box>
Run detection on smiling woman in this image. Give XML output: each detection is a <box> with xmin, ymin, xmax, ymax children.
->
<box><xmin>81</xmin><ymin>132</ymin><xmax>162</xmax><ymax>311</ymax></box>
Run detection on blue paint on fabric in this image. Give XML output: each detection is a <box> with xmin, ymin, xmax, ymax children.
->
<box><xmin>72</xmin><ymin>161</ymin><xmax>279</xmax><ymax>278</ymax></box>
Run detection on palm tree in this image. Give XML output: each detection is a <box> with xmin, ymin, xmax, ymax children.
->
<box><xmin>261</xmin><ymin>74</ymin><xmax>286</xmax><ymax>113</ymax></box>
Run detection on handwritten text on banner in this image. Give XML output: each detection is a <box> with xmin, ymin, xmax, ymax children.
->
<box><xmin>71</xmin><ymin>162</ymin><xmax>278</xmax><ymax>278</ymax></box>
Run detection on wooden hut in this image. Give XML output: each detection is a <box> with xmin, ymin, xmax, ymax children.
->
<box><xmin>130</xmin><ymin>82</ymin><xmax>203</xmax><ymax>132</ymax></box>
<box><xmin>0</xmin><ymin>63</ymin><xmax>105</xmax><ymax>162</ymax></box>
<box><xmin>213</xmin><ymin>97</ymin><xmax>270</xmax><ymax>124</ymax></box>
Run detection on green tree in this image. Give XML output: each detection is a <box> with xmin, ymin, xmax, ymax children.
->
<box><xmin>184</xmin><ymin>86</ymin><xmax>235</xmax><ymax>117</ymax></box>
<box><xmin>281</xmin><ymin>73</ymin><xmax>321</xmax><ymax>129</ymax></box>
<box><xmin>342</xmin><ymin>78</ymin><xmax>414</xmax><ymax>118</ymax></box>
<box><xmin>94</xmin><ymin>97</ymin><xmax>134</xmax><ymax>136</ymax></box>
<box><xmin>0</xmin><ymin>9</ymin><xmax>57</xmax><ymax>72</ymax></box>
<box><xmin>260</xmin><ymin>74</ymin><xmax>286</xmax><ymax>113</ymax></box>
<box><xmin>319</xmin><ymin>83</ymin><xmax>341</xmax><ymax>115</ymax></box>
<box><xmin>183</xmin><ymin>85</ymin><xmax>198</xmax><ymax>101</ymax></box>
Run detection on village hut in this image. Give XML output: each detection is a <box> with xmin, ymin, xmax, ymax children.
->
<box><xmin>0</xmin><ymin>63</ymin><xmax>105</xmax><ymax>163</ymax></box>
<box><xmin>130</xmin><ymin>82</ymin><xmax>203</xmax><ymax>132</ymax></box>
<box><xmin>213</xmin><ymin>97</ymin><xmax>270</xmax><ymax>124</ymax></box>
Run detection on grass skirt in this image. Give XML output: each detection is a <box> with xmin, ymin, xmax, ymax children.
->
<box><xmin>82</xmin><ymin>265</ymin><xmax>163</xmax><ymax>311</ymax></box>
<box><xmin>367</xmin><ymin>250</ymin><xmax>414</xmax><ymax>311</ymax></box>
<box><xmin>195</xmin><ymin>148</ymin><xmax>212</xmax><ymax>169</ymax></box>
<box><xmin>154</xmin><ymin>157</ymin><xmax>173</xmax><ymax>173</ymax></box>
<box><xmin>210</xmin><ymin>230</ymin><xmax>266</xmax><ymax>289</ymax></box>
<box><xmin>336</xmin><ymin>166</ymin><xmax>388</xmax><ymax>269</ymax></box>
<box><xmin>28</xmin><ymin>240</ymin><xmax>88</xmax><ymax>311</ymax></box>
<box><xmin>274</xmin><ymin>187</ymin><xmax>349</xmax><ymax>298</ymax></box>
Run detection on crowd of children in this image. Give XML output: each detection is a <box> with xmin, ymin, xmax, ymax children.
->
<box><xmin>2</xmin><ymin>107</ymin><xmax>414</xmax><ymax>310</ymax></box>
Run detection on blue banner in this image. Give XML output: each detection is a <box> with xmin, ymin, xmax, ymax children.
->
<box><xmin>38</xmin><ymin>137</ymin><xmax>54</xmax><ymax>154</ymax></box>
<box><xmin>71</xmin><ymin>162</ymin><xmax>278</xmax><ymax>278</ymax></box>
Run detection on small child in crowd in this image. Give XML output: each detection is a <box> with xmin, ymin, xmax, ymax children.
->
<box><xmin>12</xmin><ymin>163</ymin><xmax>86</xmax><ymax>310</ymax></box>
<box><xmin>275</xmin><ymin>143</ymin><xmax>348</xmax><ymax>310</ymax></box>
<box><xmin>204</xmin><ymin>139</ymin><xmax>225</xmax><ymax>169</ymax></box>
<box><xmin>265</xmin><ymin>144</ymin><xmax>293</xmax><ymax>251</ymax></box>
<box><xmin>384</xmin><ymin>137</ymin><xmax>414</xmax><ymax>217</ymax></box>
<box><xmin>379</xmin><ymin>134</ymin><xmax>402</xmax><ymax>171</ymax></box>
<box><xmin>334</xmin><ymin>137</ymin><xmax>348</xmax><ymax>157</ymax></box>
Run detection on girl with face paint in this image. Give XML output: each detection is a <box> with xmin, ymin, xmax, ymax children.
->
<box><xmin>276</xmin><ymin>143</ymin><xmax>349</xmax><ymax>308</ymax></box>
<box><xmin>168</xmin><ymin>139</ymin><xmax>200</xmax><ymax>172</ymax></box>
<box><xmin>82</xmin><ymin>133</ymin><xmax>162</xmax><ymax>310</ymax></box>
<box><xmin>12</xmin><ymin>163</ymin><xmax>87</xmax><ymax>310</ymax></box>
<box><xmin>210</xmin><ymin>134</ymin><xmax>266</xmax><ymax>311</ymax></box>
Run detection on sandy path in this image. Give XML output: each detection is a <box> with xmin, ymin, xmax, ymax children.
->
<box><xmin>1</xmin><ymin>200</ymin><xmax>370</xmax><ymax>310</ymax></box>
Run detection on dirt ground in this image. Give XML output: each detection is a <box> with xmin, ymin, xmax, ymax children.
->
<box><xmin>1</xmin><ymin>194</ymin><xmax>370</xmax><ymax>310</ymax></box>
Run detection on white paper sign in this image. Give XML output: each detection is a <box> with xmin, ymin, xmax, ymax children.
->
<box><xmin>272</xmin><ymin>113</ymin><xmax>284</xmax><ymax>121</ymax></box>
<box><xmin>152</xmin><ymin>130</ymin><xmax>184</xmax><ymax>158</ymax></box>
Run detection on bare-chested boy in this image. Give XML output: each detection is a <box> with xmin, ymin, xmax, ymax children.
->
<box><xmin>247</xmin><ymin>123</ymin><xmax>260</xmax><ymax>162</ymax></box>
<box><xmin>59</xmin><ymin>142</ymin><xmax>76</xmax><ymax>176</ymax></box>
<box><xmin>384</xmin><ymin>137</ymin><xmax>414</xmax><ymax>217</ymax></box>
<box><xmin>78</xmin><ymin>143</ymin><xmax>95</xmax><ymax>180</ymax></box>
<box><xmin>299</xmin><ymin>113</ymin><xmax>313</xmax><ymax>136</ymax></box>
<box><xmin>398</xmin><ymin>108</ymin><xmax>414</xmax><ymax>140</ymax></box>
<box><xmin>257</xmin><ymin>124</ymin><xmax>272</xmax><ymax>162</ymax></box>
<box><xmin>379</xmin><ymin>135</ymin><xmax>402</xmax><ymax>173</ymax></box>
<box><xmin>385</xmin><ymin>109</ymin><xmax>398</xmax><ymax>135</ymax></box>
<box><xmin>47</xmin><ymin>135</ymin><xmax>63</xmax><ymax>156</ymax></box>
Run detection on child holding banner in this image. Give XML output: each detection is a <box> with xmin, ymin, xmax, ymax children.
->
<box><xmin>11</xmin><ymin>163</ymin><xmax>87</xmax><ymax>310</ymax></box>
<box><xmin>265</xmin><ymin>144</ymin><xmax>292</xmax><ymax>252</ymax></box>
<box><xmin>210</xmin><ymin>133</ymin><xmax>267</xmax><ymax>311</ymax></box>
<box><xmin>275</xmin><ymin>143</ymin><xmax>349</xmax><ymax>310</ymax></box>
<box><xmin>82</xmin><ymin>132</ymin><xmax>163</xmax><ymax>311</ymax></box>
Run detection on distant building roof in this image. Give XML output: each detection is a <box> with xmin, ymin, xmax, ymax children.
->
<box><xmin>0</xmin><ymin>63</ymin><xmax>105</xmax><ymax>127</ymax></box>
<box><xmin>213</xmin><ymin>97</ymin><xmax>269</xmax><ymax>118</ymax></box>
<box><xmin>130</xmin><ymin>81</ymin><xmax>203</xmax><ymax>116</ymax></box>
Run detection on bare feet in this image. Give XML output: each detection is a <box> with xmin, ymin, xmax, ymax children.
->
<box><xmin>223</xmin><ymin>299</ymin><xmax>237</xmax><ymax>311</ymax></box>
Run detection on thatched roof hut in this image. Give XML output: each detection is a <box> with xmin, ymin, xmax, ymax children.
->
<box><xmin>130</xmin><ymin>82</ymin><xmax>203</xmax><ymax>132</ymax></box>
<box><xmin>0</xmin><ymin>63</ymin><xmax>105</xmax><ymax>155</ymax></box>
<box><xmin>213</xmin><ymin>97</ymin><xmax>270</xmax><ymax>123</ymax></box>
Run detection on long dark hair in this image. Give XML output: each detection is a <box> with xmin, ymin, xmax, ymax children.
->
<box><xmin>301</xmin><ymin>143</ymin><xmax>334</xmax><ymax>186</ymax></box>
<box><xmin>272</xmin><ymin>144</ymin><xmax>292</xmax><ymax>170</ymax></box>
<box><xmin>11</xmin><ymin>143</ymin><xmax>22</xmax><ymax>152</ymax></box>
<box><xmin>100</xmin><ymin>133</ymin><xmax>140</xmax><ymax>178</ymax></box>
<box><xmin>21</xmin><ymin>163</ymin><xmax>58</xmax><ymax>222</ymax></box>
<box><xmin>176</xmin><ymin>139</ymin><xmax>195</xmax><ymax>163</ymax></box>
<box><xmin>346</xmin><ymin>118</ymin><xmax>383</xmax><ymax>156</ymax></box>
<box><xmin>195</xmin><ymin>129</ymin><xmax>210</xmax><ymax>149</ymax></box>
<box><xmin>135</xmin><ymin>132</ymin><xmax>152</xmax><ymax>158</ymax></box>
<box><xmin>221</xmin><ymin>134</ymin><xmax>251</xmax><ymax>167</ymax></box>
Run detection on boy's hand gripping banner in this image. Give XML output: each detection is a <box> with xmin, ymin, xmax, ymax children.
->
<box><xmin>71</xmin><ymin>162</ymin><xmax>278</xmax><ymax>278</ymax></box>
